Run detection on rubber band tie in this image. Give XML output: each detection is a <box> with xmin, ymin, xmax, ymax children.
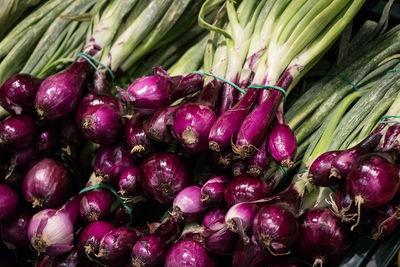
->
<box><xmin>193</xmin><ymin>70</ymin><xmax>246</xmax><ymax>94</ymax></box>
<box><xmin>279</xmin><ymin>166</ymin><xmax>287</xmax><ymax>177</ymax></box>
<box><xmin>297</xmin><ymin>169</ymin><xmax>309</xmax><ymax>174</ymax></box>
<box><xmin>379</xmin><ymin>115</ymin><xmax>400</xmax><ymax>124</ymax></box>
<box><xmin>327</xmin><ymin>74</ymin><xmax>359</xmax><ymax>91</ymax></box>
<box><xmin>387</xmin><ymin>68</ymin><xmax>400</xmax><ymax>73</ymax></box>
<box><xmin>79</xmin><ymin>183</ymin><xmax>132</xmax><ymax>226</ymax></box>
<box><xmin>76</xmin><ymin>52</ymin><xmax>114</xmax><ymax>81</ymax></box>
<box><xmin>247</xmin><ymin>84</ymin><xmax>287</xmax><ymax>102</ymax></box>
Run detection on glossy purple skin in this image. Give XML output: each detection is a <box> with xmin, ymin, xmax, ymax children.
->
<box><xmin>118</xmin><ymin>165</ymin><xmax>141</xmax><ymax>197</ymax></box>
<box><xmin>12</xmin><ymin>145</ymin><xmax>38</xmax><ymax>167</ymax></box>
<box><xmin>61</xmin><ymin>116</ymin><xmax>82</xmax><ymax>146</ymax></box>
<box><xmin>97</xmin><ymin>227</ymin><xmax>140</xmax><ymax>264</ymax></box>
<box><xmin>247</xmin><ymin>137</ymin><xmax>269</xmax><ymax>175</ymax></box>
<box><xmin>131</xmin><ymin>235</ymin><xmax>166</xmax><ymax>267</ymax></box>
<box><xmin>152</xmin><ymin>217</ymin><xmax>181</xmax><ymax>246</ymax></box>
<box><xmin>347</xmin><ymin>153</ymin><xmax>399</xmax><ymax>208</ymax></box>
<box><xmin>225</xmin><ymin>202</ymin><xmax>259</xmax><ymax>244</ymax></box>
<box><xmin>224</xmin><ymin>174</ymin><xmax>270</xmax><ymax>206</ymax></box>
<box><xmin>78</xmin><ymin>221</ymin><xmax>113</xmax><ymax>257</ymax></box>
<box><xmin>0</xmin><ymin>208</ymin><xmax>30</xmax><ymax>249</ymax></box>
<box><xmin>173</xmin><ymin>186</ymin><xmax>208</xmax><ymax>222</ymax></box>
<box><xmin>382</xmin><ymin>123</ymin><xmax>400</xmax><ymax>153</ymax></box>
<box><xmin>165</xmin><ymin>240</ymin><xmax>215</xmax><ymax>267</ymax></box>
<box><xmin>22</xmin><ymin>158</ymin><xmax>71</xmax><ymax>209</ymax></box>
<box><xmin>0</xmin><ymin>74</ymin><xmax>41</xmax><ymax>114</ymax></box>
<box><xmin>334</xmin><ymin>183</ymin><xmax>357</xmax><ymax>217</ymax></box>
<box><xmin>35</xmin><ymin>59</ymin><xmax>92</xmax><ymax>120</ymax></box>
<box><xmin>297</xmin><ymin>209</ymin><xmax>349</xmax><ymax>264</ymax></box>
<box><xmin>59</xmin><ymin>195</ymin><xmax>83</xmax><ymax>225</ymax></box>
<box><xmin>370</xmin><ymin>196</ymin><xmax>400</xmax><ymax>239</ymax></box>
<box><xmin>80</xmin><ymin>190</ymin><xmax>112</xmax><ymax>222</ymax></box>
<box><xmin>125</xmin><ymin>113</ymin><xmax>153</xmax><ymax>157</ymax></box>
<box><xmin>201</xmin><ymin>176</ymin><xmax>229</xmax><ymax>206</ymax></box>
<box><xmin>38</xmin><ymin>127</ymin><xmax>59</xmax><ymax>154</ymax></box>
<box><xmin>0</xmin><ymin>114</ymin><xmax>36</xmax><ymax>151</ymax></box>
<box><xmin>28</xmin><ymin>209</ymin><xmax>74</xmax><ymax>256</ymax></box>
<box><xmin>139</xmin><ymin>152</ymin><xmax>190</xmax><ymax>205</ymax></box>
<box><xmin>147</xmin><ymin>105</ymin><xmax>179</xmax><ymax>143</ymax></box>
<box><xmin>202</xmin><ymin>207</ymin><xmax>237</xmax><ymax>255</ymax></box>
<box><xmin>94</xmin><ymin>143</ymin><xmax>133</xmax><ymax>185</ymax></box>
<box><xmin>253</xmin><ymin>204</ymin><xmax>298</xmax><ymax>254</ymax></box>
<box><xmin>172</xmin><ymin>103</ymin><xmax>217</xmax><ymax>152</ymax></box>
<box><xmin>76</xmin><ymin>93</ymin><xmax>124</xmax><ymax>126</ymax></box>
<box><xmin>0</xmin><ymin>184</ymin><xmax>19</xmax><ymax>223</ymax></box>
<box><xmin>120</xmin><ymin>75</ymin><xmax>171</xmax><ymax>115</ymax></box>
<box><xmin>232</xmin><ymin>240</ymin><xmax>272</xmax><ymax>267</ymax></box>
<box><xmin>309</xmin><ymin>151</ymin><xmax>341</xmax><ymax>187</ymax></box>
<box><xmin>209</xmin><ymin>88</ymin><xmax>258</xmax><ymax>152</ymax></box>
<box><xmin>81</xmin><ymin>104</ymin><xmax>123</xmax><ymax>145</ymax></box>
<box><xmin>267</xmin><ymin>123</ymin><xmax>297</xmax><ymax>168</ymax></box>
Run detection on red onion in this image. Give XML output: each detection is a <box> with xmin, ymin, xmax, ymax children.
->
<box><xmin>38</xmin><ymin>127</ymin><xmax>59</xmax><ymax>154</ymax></box>
<box><xmin>94</xmin><ymin>143</ymin><xmax>133</xmax><ymax>185</ymax></box>
<box><xmin>381</xmin><ymin>123</ymin><xmax>400</xmax><ymax>153</ymax></box>
<box><xmin>370</xmin><ymin>195</ymin><xmax>400</xmax><ymax>240</ymax></box>
<box><xmin>172</xmin><ymin>185</ymin><xmax>208</xmax><ymax>222</ymax></box>
<box><xmin>232</xmin><ymin>239</ymin><xmax>273</xmax><ymax>267</ymax></box>
<box><xmin>152</xmin><ymin>217</ymin><xmax>182</xmax><ymax>247</ymax></box>
<box><xmin>22</xmin><ymin>158</ymin><xmax>71</xmax><ymax>208</ymax></box>
<box><xmin>11</xmin><ymin>145</ymin><xmax>38</xmax><ymax>168</ymax></box>
<box><xmin>60</xmin><ymin>116</ymin><xmax>82</xmax><ymax>147</ymax></box>
<box><xmin>28</xmin><ymin>209</ymin><xmax>74</xmax><ymax>256</ymax></box>
<box><xmin>125</xmin><ymin>113</ymin><xmax>153</xmax><ymax>157</ymax></box>
<box><xmin>201</xmin><ymin>175</ymin><xmax>229</xmax><ymax>206</ymax></box>
<box><xmin>147</xmin><ymin>105</ymin><xmax>179</xmax><ymax>143</ymax></box>
<box><xmin>347</xmin><ymin>153</ymin><xmax>400</xmax><ymax>230</ymax></box>
<box><xmin>130</xmin><ymin>235</ymin><xmax>166</xmax><ymax>267</ymax></box>
<box><xmin>0</xmin><ymin>184</ymin><xmax>19</xmax><ymax>223</ymax></box>
<box><xmin>0</xmin><ymin>208</ymin><xmax>30</xmax><ymax>250</ymax></box>
<box><xmin>202</xmin><ymin>207</ymin><xmax>237</xmax><ymax>255</ymax></box>
<box><xmin>52</xmin><ymin>247</ymin><xmax>89</xmax><ymax>267</ymax></box>
<box><xmin>308</xmin><ymin>150</ymin><xmax>341</xmax><ymax>187</ymax></box>
<box><xmin>172</xmin><ymin>102</ymin><xmax>217</xmax><ymax>152</ymax></box>
<box><xmin>297</xmin><ymin>209</ymin><xmax>349</xmax><ymax>266</ymax></box>
<box><xmin>96</xmin><ymin>227</ymin><xmax>140</xmax><ymax>264</ymax></box>
<box><xmin>81</xmin><ymin>104</ymin><xmax>123</xmax><ymax>145</ymax></box>
<box><xmin>253</xmin><ymin>204</ymin><xmax>298</xmax><ymax>255</ymax></box>
<box><xmin>326</xmin><ymin>183</ymin><xmax>358</xmax><ymax>223</ymax></box>
<box><xmin>0</xmin><ymin>73</ymin><xmax>41</xmax><ymax>114</ymax></box>
<box><xmin>267</xmin><ymin>122</ymin><xmax>297</xmax><ymax>168</ymax></box>
<box><xmin>225</xmin><ymin>202</ymin><xmax>259</xmax><ymax>244</ymax></box>
<box><xmin>78</xmin><ymin>221</ymin><xmax>113</xmax><ymax>260</ymax></box>
<box><xmin>224</xmin><ymin>174</ymin><xmax>270</xmax><ymax>206</ymax></box>
<box><xmin>118</xmin><ymin>165</ymin><xmax>141</xmax><ymax>197</ymax></box>
<box><xmin>139</xmin><ymin>152</ymin><xmax>190</xmax><ymax>205</ymax></box>
<box><xmin>0</xmin><ymin>114</ymin><xmax>36</xmax><ymax>151</ymax></box>
<box><xmin>247</xmin><ymin>137</ymin><xmax>269</xmax><ymax>176</ymax></box>
<box><xmin>165</xmin><ymin>240</ymin><xmax>215</xmax><ymax>267</ymax></box>
<box><xmin>34</xmin><ymin>50</ymin><xmax>97</xmax><ymax>121</ymax></box>
<box><xmin>80</xmin><ymin>189</ymin><xmax>112</xmax><ymax>222</ymax></box>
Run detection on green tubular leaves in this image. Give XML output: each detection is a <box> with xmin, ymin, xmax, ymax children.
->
<box><xmin>199</xmin><ymin>0</ymin><xmax>231</xmax><ymax>39</ymax></box>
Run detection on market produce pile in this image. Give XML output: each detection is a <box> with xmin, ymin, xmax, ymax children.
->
<box><xmin>1</xmin><ymin>0</ymin><xmax>400</xmax><ymax>266</ymax></box>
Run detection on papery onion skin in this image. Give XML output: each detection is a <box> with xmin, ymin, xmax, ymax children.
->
<box><xmin>0</xmin><ymin>184</ymin><xmax>19</xmax><ymax>223</ymax></box>
<box><xmin>0</xmin><ymin>114</ymin><xmax>36</xmax><ymax>151</ymax></box>
<box><xmin>22</xmin><ymin>158</ymin><xmax>71</xmax><ymax>208</ymax></box>
<box><xmin>165</xmin><ymin>240</ymin><xmax>215</xmax><ymax>267</ymax></box>
<box><xmin>224</xmin><ymin>174</ymin><xmax>270</xmax><ymax>206</ymax></box>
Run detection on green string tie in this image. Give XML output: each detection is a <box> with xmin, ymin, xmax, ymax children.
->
<box><xmin>380</xmin><ymin>115</ymin><xmax>400</xmax><ymax>124</ymax></box>
<box><xmin>328</xmin><ymin>74</ymin><xmax>359</xmax><ymax>91</ymax></box>
<box><xmin>279</xmin><ymin>166</ymin><xmax>287</xmax><ymax>177</ymax></box>
<box><xmin>387</xmin><ymin>68</ymin><xmax>400</xmax><ymax>73</ymax></box>
<box><xmin>247</xmin><ymin>84</ymin><xmax>287</xmax><ymax>102</ymax></box>
<box><xmin>76</xmin><ymin>52</ymin><xmax>114</xmax><ymax>81</ymax></box>
<box><xmin>297</xmin><ymin>169</ymin><xmax>309</xmax><ymax>174</ymax></box>
<box><xmin>79</xmin><ymin>183</ymin><xmax>132</xmax><ymax>226</ymax></box>
<box><xmin>193</xmin><ymin>71</ymin><xmax>245</xmax><ymax>94</ymax></box>
<box><xmin>160</xmin><ymin>207</ymin><xmax>173</xmax><ymax>222</ymax></box>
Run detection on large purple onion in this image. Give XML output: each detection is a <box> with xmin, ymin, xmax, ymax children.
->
<box><xmin>253</xmin><ymin>204</ymin><xmax>298</xmax><ymax>255</ymax></box>
<box><xmin>22</xmin><ymin>158</ymin><xmax>71</xmax><ymax>208</ymax></box>
<box><xmin>172</xmin><ymin>185</ymin><xmax>208</xmax><ymax>222</ymax></box>
<box><xmin>201</xmin><ymin>175</ymin><xmax>229</xmax><ymax>206</ymax></box>
<box><xmin>224</xmin><ymin>174</ymin><xmax>270</xmax><ymax>206</ymax></box>
<box><xmin>165</xmin><ymin>240</ymin><xmax>215</xmax><ymax>267</ymax></box>
<box><xmin>118</xmin><ymin>165</ymin><xmax>141</xmax><ymax>197</ymax></box>
<box><xmin>131</xmin><ymin>235</ymin><xmax>166</xmax><ymax>267</ymax></box>
<box><xmin>0</xmin><ymin>74</ymin><xmax>41</xmax><ymax>114</ymax></box>
<box><xmin>202</xmin><ymin>207</ymin><xmax>237</xmax><ymax>255</ymax></box>
<box><xmin>34</xmin><ymin>51</ymin><xmax>96</xmax><ymax>121</ymax></box>
<box><xmin>96</xmin><ymin>227</ymin><xmax>140</xmax><ymax>264</ymax></box>
<box><xmin>0</xmin><ymin>184</ymin><xmax>19</xmax><ymax>223</ymax></box>
<box><xmin>78</xmin><ymin>221</ymin><xmax>113</xmax><ymax>260</ymax></box>
<box><xmin>94</xmin><ymin>143</ymin><xmax>133</xmax><ymax>185</ymax></box>
<box><xmin>80</xmin><ymin>189</ymin><xmax>112</xmax><ymax>222</ymax></box>
<box><xmin>0</xmin><ymin>114</ymin><xmax>36</xmax><ymax>151</ymax></box>
<box><xmin>81</xmin><ymin>104</ymin><xmax>123</xmax><ymax>145</ymax></box>
<box><xmin>0</xmin><ymin>208</ymin><xmax>30</xmax><ymax>250</ymax></box>
<box><xmin>139</xmin><ymin>152</ymin><xmax>190</xmax><ymax>205</ymax></box>
<box><xmin>147</xmin><ymin>105</ymin><xmax>179</xmax><ymax>143</ymax></box>
<box><xmin>308</xmin><ymin>151</ymin><xmax>341</xmax><ymax>187</ymax></box>
<box><xmin>125</xmin><ymin>113</ymin><xmax>153</xmax><ymax>157</ymax></box>
<box><xmin>297</xmin><ymin>209</ymin><xmax>349</xmax><ymax>266</ymax></box>
<box><xmin>267</xmin><ymin>123</ymin><xmax>296</xmax><ymax>168</ymax></box>
<box><xmin>28</xmin><ymin>209</ymin><xmax>74</xmax><ymax>256</ymax></box>
<box><xmin>172</xmin><ymin>102</ymin><xmax>217</xmax><ymax>152</ymax></box>
<box><xmin>225</xmin><ymin>202</ymin><xmax>259</xmax><ymax>244</ymax></box>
